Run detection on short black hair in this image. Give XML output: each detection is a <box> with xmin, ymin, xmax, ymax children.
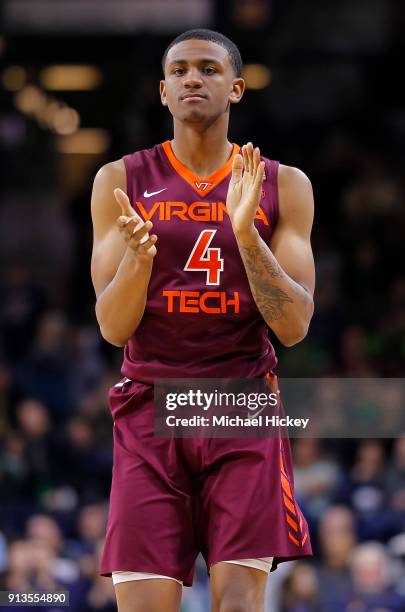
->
<box><xmin>162</xmin><ymin>29</ymin><xmax>243</xmax><ymax>77</ymax></box>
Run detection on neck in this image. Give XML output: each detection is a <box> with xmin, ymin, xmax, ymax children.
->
<box><xmin>171</xmin><ymin>115</ymin><xmax>233</xmax><ymax>177</ymax></box>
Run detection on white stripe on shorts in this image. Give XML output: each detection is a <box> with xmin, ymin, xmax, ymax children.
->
<box><xmin>217</xmin><ymin>556</ymin><xmax>274</xmax><ymax>574</ymax></box>
<box><xmin>112</xmin><ymin>571</ymin><xmax>183</xmax><ymax>586</ymax></box>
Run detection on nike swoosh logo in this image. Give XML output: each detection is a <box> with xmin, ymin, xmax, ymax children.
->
<box><xmin>143</xmin><ymin>188</ymin><xmax>167</xmax><ymax>198</ymax></box>
<box><xmin>248</xmin><ymin>406</ymin><xmax>266</xmax><ymax>420</ymax></box>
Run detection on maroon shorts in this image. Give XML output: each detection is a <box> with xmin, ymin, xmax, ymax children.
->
<box><xmin>99</xmin><ymin>376</ymin><xmax>312</xmax><ymax>587</ymax></box>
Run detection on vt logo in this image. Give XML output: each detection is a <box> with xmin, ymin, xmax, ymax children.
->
<box><xmin>195</xmin><ymin>181</ymin><xmax>212</xmax><ymax>191</ymax></box>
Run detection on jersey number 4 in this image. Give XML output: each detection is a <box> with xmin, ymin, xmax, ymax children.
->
<box><xmin>184</xmin><ymin>229</ymin><xmax>224</xmax><ymax>286</ymax></box>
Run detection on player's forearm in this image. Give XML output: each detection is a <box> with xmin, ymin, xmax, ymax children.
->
<box><xmin>95</xmin><ymin>248</ymin><xmax>153</xmax><ymax>346</ymax></box>
<box><xmin>235</xmin><ymin>228</ymin><xmax>314</xmax><ymax>346</ymax></box>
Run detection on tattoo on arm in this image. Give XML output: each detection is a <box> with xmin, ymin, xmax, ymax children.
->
<box><xmin>238</xmin><ymin>240</ymin><xmax>310</xmax><ymax>322</ymax></box>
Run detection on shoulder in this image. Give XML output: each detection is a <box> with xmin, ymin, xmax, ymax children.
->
<box><xmin>278</xmin><ymin>164</ymin><xmax>313</xmax><ymax>195</ymax></box>
<box><xmin>277</xmin><ymin>164</ymin><xmax>314</xmax><ymax>222</ymax></box>
<box><xmin>93</xmin><ymin>159</ymin><xmax>126</xmax><ymax>193</ymax></box>
<box><xmin>91</xmin><ymin>159</ymin><xmax>126</xmax><ymax>231</ymax></box>
<box><xmin>94</xmin><ymin>143</ymin><xmax>162</xmax><ymax>187</ymax></box>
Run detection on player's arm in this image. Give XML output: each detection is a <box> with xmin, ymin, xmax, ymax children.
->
<box><xmin>227</xmin><ymin>143</ymin><xmax>315</xmax><ymax>346</ymax></box>
<box><xmin>91</xmin><ymin>160</ymin><xmax>158</xmax><ymax>347</ymax></box>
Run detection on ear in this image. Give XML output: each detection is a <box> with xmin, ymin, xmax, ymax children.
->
<box><xmin>229</xmin><ymin>77</ymin><xmax>245</xmax><ymax>105</ymax></box>
<box><xmin>160</xmin><ymin>80</ymin><xmax>167</xmax><ymax>106</ymax></box>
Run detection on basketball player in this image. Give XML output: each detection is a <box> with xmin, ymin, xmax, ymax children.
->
<box><xmin>91</xmin><ymin>29</ymin><xmax>315</xmax><ymax>612</ymax></box>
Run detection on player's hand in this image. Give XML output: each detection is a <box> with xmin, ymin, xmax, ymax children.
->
<box><xmin>114</xmin><ymin>188</ymin><xmax>158</xmax><ymax>260</ymax></box>
<box><xmin>226</xmin><ymin>142</ymin><xmax>265</xmax><ymax>239</ymax></box>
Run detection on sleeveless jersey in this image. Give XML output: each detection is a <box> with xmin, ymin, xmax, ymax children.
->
<box><xmin>121</xmin><ymin>141</ymin><xmax>279</xmax><ymax>384</ymax></box>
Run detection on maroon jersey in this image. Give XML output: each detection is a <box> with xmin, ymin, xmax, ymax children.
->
<box><xmin>121</xmin><ymin>141</ymin><xmax>279</xmax><ymax>384</ymax></box>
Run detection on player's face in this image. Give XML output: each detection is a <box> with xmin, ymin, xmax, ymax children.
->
<box><xmin>160</xmin><ymin>39</ymin><xmax>244</xmax><ymax>124</ymax></box>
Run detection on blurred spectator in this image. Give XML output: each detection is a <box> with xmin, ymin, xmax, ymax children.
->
<box><xmin>344</xmin><ymin>542</ymin><xmax>405</xmax><ymax>611</ymax></box>
<box><xmin>66</xmin><ymin>504</ymin><xmax>108</xmax><ymax>581</ymax></box>
<box><xmin>5</xmin><ymin>539</ymin><xmax>58</xmax><ymax>592</ymax></box>
<box><xmin>378</xmin><ymin>278</ymin><xmax>405</xmax><ymax>375</ymax></box>
<box><xmin>68</xmin><ymin>326</ymin><xmax>107</xmax><ymax>405</ymax></box>
<box><xmin>281</xmin><ymin>562</ymin><xmax>321</xmax><ymax>612</ymax></box>
<box><xmin>58</xmin><ymin>416</ymin><xmax>112</xmax><ymax>502</ymax></box>
<box><xmin>77</xmin><ymin>375</ymin><xmax>116</xmax><ymax>450</ymax></box>
<box><xmin>16</xmin><ymin>399</ymin><xmax>54</xmax><ymax>498</ymax></box>
<box><xmin>25</xmin><ymin>515</ymin><xmax>63</xmax><ymax>556</ymax></box>
<box><xmin>77</xmin><ymin>505</ymin><xmax>108</xmax><ymax>550</ymax></box>
<box><xmin>385</xmin><ymin>436</ymin><xmax>405</xmax><ymax>529</ymax></box>
<box><xmin>336</xmin><ymin>440</ymin><xmax>400</xmax><ymax>541</ymax></box>
<box><xmin>293</xmin><ymin>439</ymin><xmax>341</xmax><ymax>523</ymax></box>
<box><xmin>0</xmin><ymin>363</ymin><xmax>21</xmax><ymax>437</ymax></box>
<box><xmin>0</xmin><ymin>431</ymin><xmax>28</xmax><ymax>497</ymax></box>
<box><xmin>0</xmin><ymin>531</ymin><xmax>7</xmax><ymax>573</ymax></box>
<box><xmin>81</xmin><ymin>539</ymin><xmax>117</xmax><ymax>612</ymax></box>
<box><xmin>316</xmin><ymin>506</ymin><xmax>357</xmax><ymax>610</ymax></box>
<box><xmin>25</xmin><ymin>514</ymin><xmax>80</xmax><ymax>586</ymax></box>
<box><xmin>387</xmin><ymin>531</ymin><xmax>405</xmax><ymax>593</ymax></box>
<box><xmin>338</xmin><ymin>326</ymin><xmax>376</xmax><ymax>377</ymax></box>
<box><xmin>14</xmin><ymin>312</ymin><xmax>76</xmax><ymax>419</ymax></box>
<box><xmin>0</xmin><ymin>261</ymin><xmax>46</xmax><ymax>365</ymax></box>
<box><xmin>4</xmin><ymin>536</ymin><xmax>88</xmax><ymax>610</ymax></box>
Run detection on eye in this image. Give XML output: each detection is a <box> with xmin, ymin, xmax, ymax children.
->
<box><xmin>173</xmin><ymin>68</ymin><xmax>185</xmax><ymax>76</ymax></box>
<box><xmin>204</xmin><ymin>67</ymin><xmax>216</xmax><ymax>75</ymax></box>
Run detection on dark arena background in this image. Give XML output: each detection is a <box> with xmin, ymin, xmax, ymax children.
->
<box><xmin>1</xmin><ymin>1</ymin><xmax>405</xmax><ymax>610</ymax></box>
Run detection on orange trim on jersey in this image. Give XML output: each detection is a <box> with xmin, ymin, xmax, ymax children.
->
<box><xmin>288</xmin><ymin>532</ymin><xmax>300</xmax><ymax>547</ymax></box>
<box><xmin>281</xmin><ymin>473</ymin><xmax>293</xmax><ymax>500</ymax></box>
<box><xmin>280</xmin><ymin>457</ymin><xmax>309</xmax><ymax>548</ymax></box>
<box><xmin>283</xmin><ymin>493</ymin><xmax>297</xmax><ymax>516</ymax></box>
<box><xmin>162</xmin><ymin>140</ymin><xmax>239</xmax><ymax>197</ymax></box>
<box><xmin>286</xmin><ymin>513</ymin><xmax>299</xmax><ymax>532</ymax></box>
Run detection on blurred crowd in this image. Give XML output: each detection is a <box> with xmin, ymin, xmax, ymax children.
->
<box><xmin>1</xmin><ymin>0</ymin><xmax>405</xmax><ymax>610</ymax></box>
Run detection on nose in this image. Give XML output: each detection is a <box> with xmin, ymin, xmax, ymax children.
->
<box><xmin>183</xmin><ymin>67</ymin><xmax>203</xmax><ymax>89</ymax></box>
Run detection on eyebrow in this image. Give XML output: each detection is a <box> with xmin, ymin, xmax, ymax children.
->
<box><xmin>168</xmin><ymin>58</ymin><xmax>223</xmax><ymax>67</ymax></box>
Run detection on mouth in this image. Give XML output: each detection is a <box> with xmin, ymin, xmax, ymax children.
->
<box><xmin>181</xmin><ymin>93</ymin><xmax>207</xmax><ymax>101</ymax></box>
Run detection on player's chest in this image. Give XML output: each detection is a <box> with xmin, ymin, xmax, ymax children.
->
<box><xmin>132</xmin><ymin>183</ymin><xmax>273</xmax><ymax>257</ymax></box>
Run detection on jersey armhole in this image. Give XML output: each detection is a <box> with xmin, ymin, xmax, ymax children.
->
<box><xmin>122</xmin><ymin>154</ymin><xmax>134</xmax><ymax>206</ymax></box>
<box><xmin>272</xmin><ymin>160</ymin><xmax>280</xmax><ymax>229</ymax></box>
<box><xmin>265</xmin><ymin>158</ymin><xmax>280</xmax><ymax>233</ymax></box>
